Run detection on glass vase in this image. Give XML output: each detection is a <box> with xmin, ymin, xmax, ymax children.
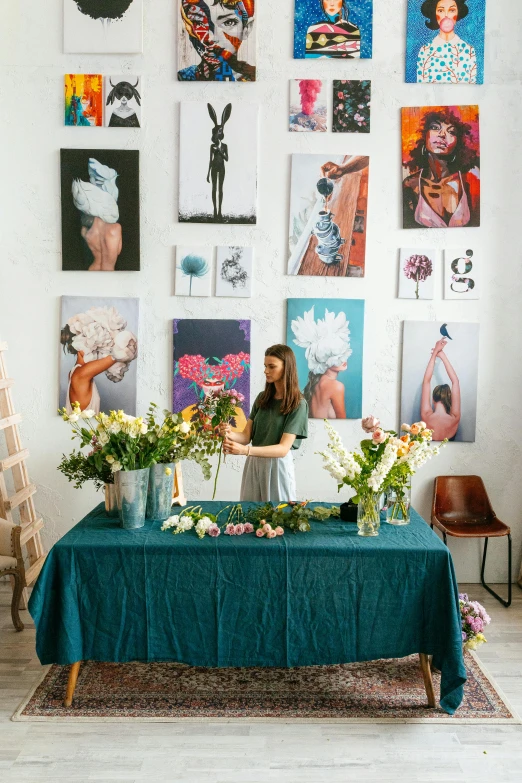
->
<box><xmin>386</xmin><ymin>482</ymin><xmax>411</xmax><ymax>526</ymax></box>
<box><xmin>357</xmin><ymin>493</ymin><xmax>381</xmax><ymax>537</ymax></box>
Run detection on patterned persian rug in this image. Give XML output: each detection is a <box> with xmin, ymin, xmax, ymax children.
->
<box><xmin>13</xmin><ymin>653</ymin><xmax>519</xmax><ymax>723</ymax></box>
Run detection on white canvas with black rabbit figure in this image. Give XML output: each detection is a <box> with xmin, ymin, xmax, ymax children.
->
<box><xmin>59</xmin><ymin>295</ymin><xmax>139</xmax><ymax>416</ymax></box>
<box><xmin>105</xmin><ymin>76</ymin><xmax>142</xmax><ymax>128</ymax></box>
<box><xmin>179</xmin><ymin>102</ymin><xmax>258</xmax><ymax>224</ymax></box>
<box><xmin>444</xmin><ymin>249</ymin><xmax>479</xmax><ymax>300</ymax></box>
<box><xmin>400</xmin><ymin>321</ymin><xmax>479</xmax><ymax>443</ymax></box>
<box><xmin>175</xmin><ymin>246</ymin><xmax>213</xmax><ymax>297</ymax></box>
<box><xmin>216</xmin><ymin>247</ymin><xmax>253</xmax><ymax>298</ymax></box>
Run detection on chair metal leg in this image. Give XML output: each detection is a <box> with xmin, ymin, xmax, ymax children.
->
<box><xmin>480</xmin><ymin>535</ymin><xmax>512</xmax><ymax>608</ymax></box>
<box><xmin>442</xmin><ymin>531</ymin><xmax>447</xmax><ymax>546</ymax></box>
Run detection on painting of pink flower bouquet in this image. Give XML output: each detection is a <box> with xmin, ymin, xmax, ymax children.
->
<box><xmin>173</xmin><ymin>319</ymin><xmax>251</xmax><ymax>432</ymax></box>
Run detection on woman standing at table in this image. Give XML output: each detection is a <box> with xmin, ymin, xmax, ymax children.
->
<box><xmin>222</xmin><ymin>345</ymin><xmax>308</xmax><ymax>502</ymax></box>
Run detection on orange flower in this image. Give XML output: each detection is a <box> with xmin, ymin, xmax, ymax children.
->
<box><xmin>400</xmin><ymin>434</ymin><xmax>410</xmax><ymax>443</ymax></box>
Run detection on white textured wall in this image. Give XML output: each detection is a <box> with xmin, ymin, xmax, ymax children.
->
<box><xmin>1</xmin><ymin>1</ymin><xmax>521</xmax><ymax>582</ymax></box>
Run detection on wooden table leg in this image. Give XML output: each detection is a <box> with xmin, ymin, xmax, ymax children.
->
<box><xmin>419</xmin><ymin>653</ymin><xmax>436</xmax><ymax>708</ymax></box>
<box><xmin>64</xmin><ymin>661</ymin><xmax>81</xmax><ymax>708</ymax></box>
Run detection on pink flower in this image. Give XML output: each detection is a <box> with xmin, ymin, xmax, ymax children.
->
<box><xmin>267</xmin><ymin>530</ymin><xmax>277</xmax><ymax>539</ymax></box>
<box><xmin>362</xmin><ymin>415</ymin><xmax>380</xmax><ymax>433</ymax></box>
<box><xmin>256</xmin><ymin>529</ymin><xmax>265</xmax><ymax>538</ymax></box>
<box><xmin>275</xmin><ymin>526</ymin><xmax>284</xmax><ymax>536</ymax></box>
<box><xmin>208</xmin><ymin>524</ymin><xmax>220</xmax><ymax>537</ymax></box>
<box><xmin>244</xmin><ymin>523</ymin><xmax>254</xmax><ymax>534</ymax></box>
<box><xmin>225</xmin><ymin>523</ymin><xmax>235</xmax><ymax>535</ymax></box>
<box><xmin>234</xmin><ymin>523</ymin><xmax>245</xmax><ymax>536</ymax></box>
<box><xmin>262</xmin><ymin>523</ymin><xmax>272</xmax><ymax>533</ymax></box>
<box><xmin>403</xmin><ymin>254</ymin><xmax>433</xmax><ymax>283</ymax></box>
<box><xmin>337</xmin><ymin>91</ymin><xmax>343</xmax><ymax>99</ymax></box>
<box><xmin>372</xmin><ymin>429</ymin><xmax>387</xmax><ymax>444</ymax></box>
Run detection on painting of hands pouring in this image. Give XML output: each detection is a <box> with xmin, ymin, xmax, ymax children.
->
<box><xmin>288</xmin><ymin>154</ymin><xmax>369</xmax><ymax>277</ymax></box>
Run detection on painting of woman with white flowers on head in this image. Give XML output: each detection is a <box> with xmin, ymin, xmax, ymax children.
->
<box><xmin>59</xmin><ymin>296</ymin><xmax>139</xmax><ymax>416</ymax></box>
<box><xmin>287</xmin><ymin>298</ymin><xmax>364</xmax><ymax>419</ymax></box>
<box><xmin>60</xmin><ymin>149</ymin><xmax>140</xmax><ymax>271</ymax></box>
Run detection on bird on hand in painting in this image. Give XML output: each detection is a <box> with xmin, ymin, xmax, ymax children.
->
<box><xmin>440</xmin><ymin>324</ymin><xmax>453</xmax><ymax>340</ymax></box>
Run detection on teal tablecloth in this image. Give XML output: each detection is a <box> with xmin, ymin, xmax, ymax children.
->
<box><xmin>29</xmin><ymin>502</ymin><xmax>466</xmax><ymax>714</ymax></box>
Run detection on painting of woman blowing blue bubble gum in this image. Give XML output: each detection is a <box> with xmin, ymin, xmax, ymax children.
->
<box><xmin>294</xmin><ymin>0</ymin><xmax>373</xmax><ymax>60</ymax></box>
<box><xmin>178</xmin><ymin>0</ymin><xmax>256</xmax><ymax>81</ymax></box>
<box><xmin>406</xmin><ymin>0</ymin><xmax>485</xmax><ymax>84</ymax></box>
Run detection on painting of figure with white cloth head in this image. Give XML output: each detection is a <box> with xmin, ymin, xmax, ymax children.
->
<box><xmin>400</xmin><ymin>321</ymin><xmax>479</xmax><ymax>442</ymax></box>
<box><xmin>287</xmin><ymin>298</ymin><xmax>364</xmax><ymax>419</ymax></box>
<box><xmin>59</xmin><ymin>296</ymin><xmax>139</xmax><ymax>416</ymax></box>
<box><xmin>60</xmin><ymin>149</ymin><xmax>140</xmax><ymax>271</ymax></box>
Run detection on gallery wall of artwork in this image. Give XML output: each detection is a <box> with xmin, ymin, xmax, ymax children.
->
<box><xmin>1</xmin><ymin>0</ymin><xmax>522</xmax><ymax>582</ymax></box>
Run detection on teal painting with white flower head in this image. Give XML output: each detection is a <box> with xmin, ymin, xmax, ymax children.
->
<box><xmin>286</xmin><ymin>298</ymin><xmax>364</xmax><ymax>420</ymax></box>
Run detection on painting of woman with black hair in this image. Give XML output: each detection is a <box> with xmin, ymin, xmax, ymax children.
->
<box><xmin>178</xmin><ymin>0</ymin><xmax>256</xmax><ymax>81</ymax></box>
<box><xmin>406</xmin><ymin>0</ymin><xmax>485</xmax><ymax>84</ymax></box>
<box><xmin>294</xmin><ymin>0</ymin><xmax>372</xmax><ymax>60</ymax></box>
<box><xmin>105</xmin><ymin>77</ymin><xmax>142</xmax><ymax>127</ymax></box>
<box><xmin>402</xmin><ymin>105</ymin><xmax>480</xmax><ymax>229</ymax></box>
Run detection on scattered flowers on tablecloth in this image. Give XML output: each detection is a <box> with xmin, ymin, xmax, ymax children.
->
<box><xmin>459</xmin><ymin>594</ymin><xmax>491</xmax><ymax>650</ymax></box>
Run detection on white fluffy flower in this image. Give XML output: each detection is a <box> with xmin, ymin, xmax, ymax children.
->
<box><xmin>111</xmin><ymin>461</ymin><xmax>122</xmax><ymax>473</ymax></box>
<box><xmin>81</xmin><ymin>409</ymin><xmax>96</xmax><ymax>419</ymax></box>
<box><xmin>97</xmin><ymin>431</ymin><xmax>109</xmax><ymax>446</ymax></box>
<box><xmin>68</xmin><ymin>413</ymin><xmax>80</xmax><ymax>423</ymax></box>
<box><xmin>291</xmin><ymin>307</ymin><xmax>352</xmax><ymax>375</ymax></box>
<box><xmin>179</xmin><ymin>421</ymin><xmax>191</xmax><ymax>435</ymax></box>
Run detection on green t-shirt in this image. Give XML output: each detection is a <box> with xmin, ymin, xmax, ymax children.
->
<box><xmin>249</xmin><ymin>395</ymin><xmax>309</xmax><ymax>450</ymax></box>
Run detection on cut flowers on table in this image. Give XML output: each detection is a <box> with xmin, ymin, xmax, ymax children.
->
<box><xmin>161</xmin><ymin>502</ymin><xmax>341</xmax><ymax>540</ymax></box>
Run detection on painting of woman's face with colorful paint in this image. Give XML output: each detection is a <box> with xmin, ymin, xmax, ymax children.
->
<box><xmin>178</xmin><ymin>0</ymin><xmax>256</xmax><ymax>81</ymax></box>
<box><xmin>405</xmin><ymin>0</ymin><xmax>485</xmax><ymax>84</ymax></box>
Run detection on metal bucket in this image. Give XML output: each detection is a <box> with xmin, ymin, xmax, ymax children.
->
<box><xmin>104</xmin><ymin>483</ymin><xmax>119</xmax><ymax>518</ymax></box>
<box><xmin>115</xmin><ymin>468</ymin><xmax>150</xmax><ymax>530</ymax></box>
<box><xmin>146</xmin><ymin>463</ymin><xmax>175</xmax><ymax>520</ymax></box>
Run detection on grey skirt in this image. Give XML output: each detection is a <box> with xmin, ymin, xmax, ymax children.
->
<box><xmin>240</xmin><ymin>453</ymin><xmax>297</xmax><ymax>503</ymax></box>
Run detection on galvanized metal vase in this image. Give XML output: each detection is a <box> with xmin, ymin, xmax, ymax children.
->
<box><xmin>104</xmin><ymin>483</ymin><xmax>119</xmax><ymax>518</ymax></box>
<box><xmin>146</xmin><ymin>463</ymin><xmax>175</xmax><ymax>520</ymax></box>
<box><xmin>115</xmin><ymin>468</ymin><xmax>150</xmax><ymax>530</ymax></box>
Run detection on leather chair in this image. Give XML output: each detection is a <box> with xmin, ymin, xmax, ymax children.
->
<box><xmin>431</xmin><ymin>476</ymin><xmax>512</xmax><ymax>608</ymax></box>
<box><xmin>0</xmin><ymin>517</ymin><xmax>25</xmax><ymax>631</ymax></box>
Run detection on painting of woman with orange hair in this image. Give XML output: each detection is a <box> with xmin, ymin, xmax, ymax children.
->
<box><xmin>178</xmin><ymin>0</ymin><xmax>256</xmax><ymax>81</ymax></box>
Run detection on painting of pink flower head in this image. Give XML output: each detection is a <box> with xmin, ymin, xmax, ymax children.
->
<box><xmin>444</xmin><ymin>248</ymin><xmax>479</xmax><ymax>300</ymax></box>
<box><xmin>173</xmin><ymin>319</ymin><xmax>251</xmax><ymax>433</ymax></box>
<box><xmin>333</xmin><ymin>80</ymin><xmax>371</xmax><ymax>133</ymax></box>
<box><xmin>398</xmin><ymin>248</ymin><xmax>438</xmax><ymax>300</ymax></box>
<box><xmin>289</xmin><ymin>79</ymin><xmax>327</xmax><ymax>132</ymax></box>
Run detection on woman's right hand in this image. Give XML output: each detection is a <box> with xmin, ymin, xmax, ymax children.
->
<box><xmin>217</xmin><ymin>422</ymin><xmax>231</xmax><ymax>438</ymax></box>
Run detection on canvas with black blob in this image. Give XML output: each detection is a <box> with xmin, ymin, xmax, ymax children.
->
<box><xmin>173</xmin><ymin>319</ymin><xmax>251</xmax><ymax>432</ymax></box>
<box><xmin>406</xmin><ymin>0</ymin><xmax>486</xmax><ymax>84</ymax></box>
<box><xmin>294</xmin><ymin>0</ymin><xmax>373</xmax><ymax>60</ymax></box>
<box><xmin>178</xmin><ymin>0</ymin><xmax>256</xmax><ymax>81</ymax></box>
<box><xmin>179</xmin><ymin>102</ymin><xmax>258</xmax><ymax>224</ymax></box>
<box><xmin>64</xmin><ymin>0</ymin><xmax>143</xmax><ymax>53</ymax></box>
<box><xmin>60</xmin><ymin>149</ymin><xmax>140</xmax><ymax>271</ymax></box>
<box><xmin>216</xmin><ymin>247</ymin><xmax>253</xmax><ymax>298</ymax></box>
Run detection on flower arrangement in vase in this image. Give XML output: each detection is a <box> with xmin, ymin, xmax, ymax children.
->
<box><xmin>318</xmin><ymin>416</ymin><xmax>446</xmax><ymax>536</ymax></box>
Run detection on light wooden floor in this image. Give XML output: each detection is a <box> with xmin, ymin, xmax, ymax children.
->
<box><xmin>0</xmin><ymin>582</ymin><xmax>521</xmax><ymax>783</ymax></box>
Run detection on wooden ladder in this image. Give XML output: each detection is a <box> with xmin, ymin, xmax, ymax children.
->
<box><xmin>0</xmin><ymin>342</ymin><xmax>46</xmax><ymax>606</ymax></box>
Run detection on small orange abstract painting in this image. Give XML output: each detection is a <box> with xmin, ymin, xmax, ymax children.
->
<box><xmin>64</xmin><ymin>74</ymin><xmax>103</xmax><ymax>127</ymax></box>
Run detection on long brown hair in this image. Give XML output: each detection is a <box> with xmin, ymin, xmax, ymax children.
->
<box><xmin>433</xmin><ymin>384</ymin><xmax>452</xmax><ymax>415</ymax></box>
<box><xmin>257</xmin><ymin>345</ymin><xmax>303</xmax><ymax>415</ymax></box>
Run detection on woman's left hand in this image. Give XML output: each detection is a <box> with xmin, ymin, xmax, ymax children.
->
<box><xmin>223</xmin><ymin>437</ymin><xmax>247</xmax><ymax>456</ymax></box>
